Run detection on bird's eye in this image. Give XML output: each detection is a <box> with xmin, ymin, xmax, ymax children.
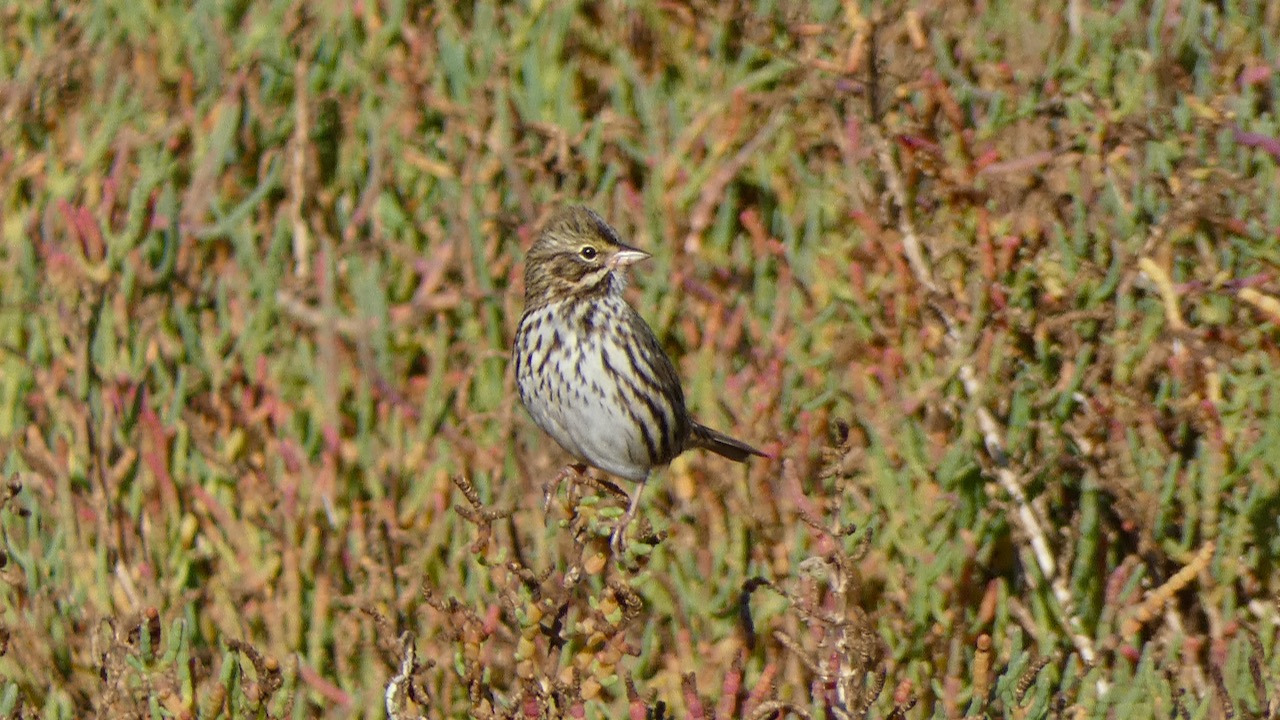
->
<box><xmin>579</xmin><ymin>246</ymin><xmax>598</xmax><ymax>260</ymax></box>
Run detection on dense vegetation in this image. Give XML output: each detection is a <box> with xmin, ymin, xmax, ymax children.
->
<box><xmin>2</xmin><ymin>1</ymin><xmax>1279</xmax><ymax>717</ymax></box>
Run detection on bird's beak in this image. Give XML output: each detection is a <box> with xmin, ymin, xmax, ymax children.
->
<box><xmin>609</xmin><ymin>249</ymin><xmax>651</xmax><ymax>269</ymax></box>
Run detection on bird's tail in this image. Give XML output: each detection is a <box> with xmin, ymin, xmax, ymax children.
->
<box><xmin>691</xmin><ymin>423</ymin><xmax>767</xmax><ymax>462</ymax></box>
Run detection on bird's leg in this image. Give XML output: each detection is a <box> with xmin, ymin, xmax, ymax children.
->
<box><xmin>609</xmin><ymin>475</ymin><xmax>648</xmax><ymax>556</ymax></box>
<box><xmin>543</xmin><ymin>462</ymin><xmax>588</xmax><ymax>515</ymax></box>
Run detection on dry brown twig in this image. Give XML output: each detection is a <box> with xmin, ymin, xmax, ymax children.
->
<box><xmin>1119</xmin><ymin>540</ymin><xmax>1216</xmax><ymax>638</ymax></box>
<box><xmin>748</xmin><ymin>513</ymin><xmax>892</xmax><ymax>719</ymax></box>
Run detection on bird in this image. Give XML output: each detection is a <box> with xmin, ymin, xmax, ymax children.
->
<box><xmin>512</xmin><ymin>205</ymin><xmax>765</xmax><ymax>550</ymax></box>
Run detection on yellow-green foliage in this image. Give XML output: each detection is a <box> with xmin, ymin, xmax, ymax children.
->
<box><xmin>1</xmin><ymin>1</ymin><xmax>1279</xmax><ymax>717</ymax></box>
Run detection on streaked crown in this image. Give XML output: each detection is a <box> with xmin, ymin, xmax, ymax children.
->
<box><xmin>522</xmin><ymin>206</ymin><xmax>650</xmax><ymax>309</ymax></box>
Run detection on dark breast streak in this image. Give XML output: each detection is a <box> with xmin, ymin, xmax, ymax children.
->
<box><xmin>593</xmin><ymin>296</ymin><xmax>691</xmax><ymax>464</ymax></box>
<box><xmin>515</xmin><ymin>289</ymin><xmax>694</xmax><ymax>474</ymax></box>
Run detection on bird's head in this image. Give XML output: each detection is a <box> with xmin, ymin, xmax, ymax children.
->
<box><xmin>522</xmin><ymin>206</ymin><xmax>650</xmax><ymax>307</ymax></box>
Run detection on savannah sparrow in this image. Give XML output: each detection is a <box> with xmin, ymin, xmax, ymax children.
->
<box><xmin>513</xmin><ymin>206</ymin><xmax>765</xmax><ymax>546</ymax></box>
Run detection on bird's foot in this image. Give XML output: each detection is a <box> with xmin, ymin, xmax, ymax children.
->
<box><xmin>542</xmin><ymin>463</ymin><xmax>589</xmax><ymax>515</ymax></box>
<box><xmin>609</xmin><ymin>516</ymin><xmax>632</xmax><ymax>556</ymax></box>
<box><xmin>609</xmin><ymin>480</ymin><xmax>647</xmax><ymax>559</ymax></box>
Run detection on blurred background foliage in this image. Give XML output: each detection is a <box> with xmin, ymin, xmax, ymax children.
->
<box><xmin>1</xmin><ymin>0</ymin><xmax>1279</xmax><ymax>717</ymax></box>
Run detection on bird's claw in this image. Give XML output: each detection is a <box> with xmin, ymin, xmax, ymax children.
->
<box><xmin>540</xmin><ymin>481</ymin><xmax>558</xmax><ymax>516</ymax></box>
<box><xmin>542</xmin><ymin>463</ymin><xmax>589</xmax><ymax>517</ymax></box>
<box><xmin>609</xmin><ymin>521</ymin><xmax>630</xmax><ymax>557</ymax></box>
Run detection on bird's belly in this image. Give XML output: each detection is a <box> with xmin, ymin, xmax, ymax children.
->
<box><xmin>517</xmin><ymin>322</ymin><xmax>653</xmax><ymax>481</ymax></box>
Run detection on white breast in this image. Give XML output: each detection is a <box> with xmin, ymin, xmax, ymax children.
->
<box><xmin>516</xmin><ymin>300</ymin><xmax>655</xmax><ymax>481</ymax></box>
